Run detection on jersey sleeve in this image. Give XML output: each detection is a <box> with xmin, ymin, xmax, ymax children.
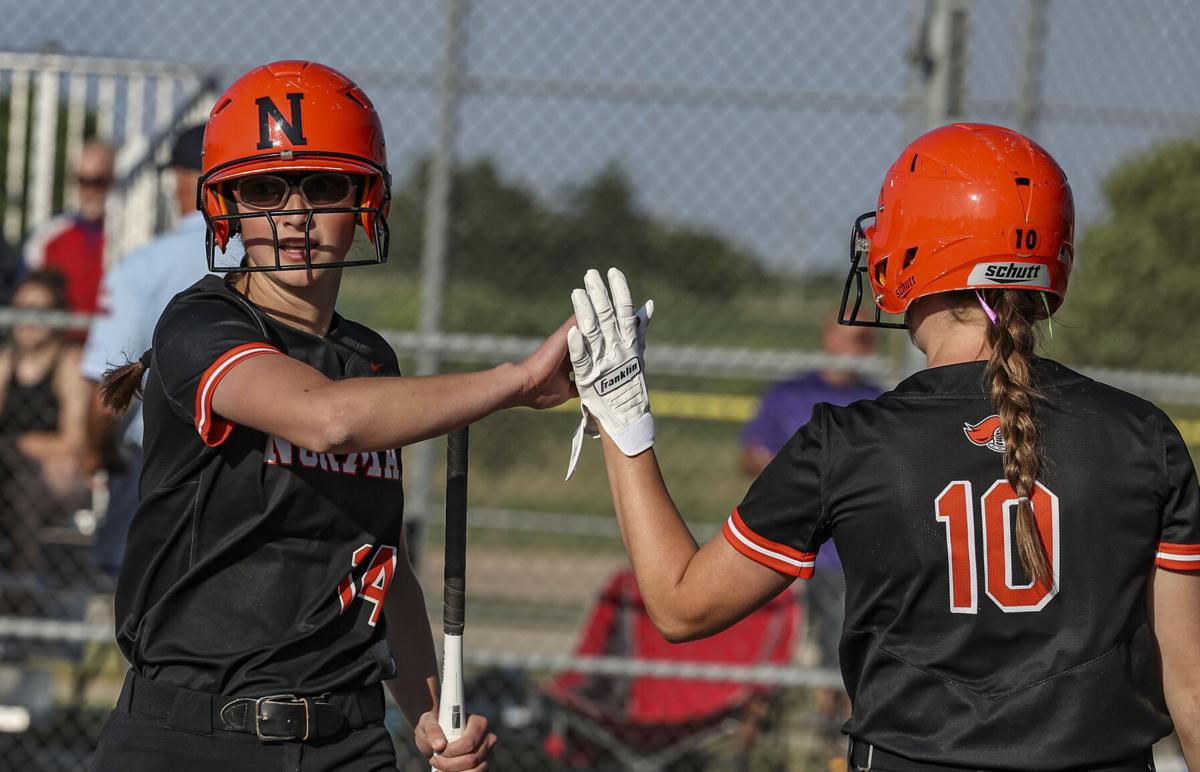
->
<box><xmin>723</xmin><ymin>403</ymin><xmax>828</xmax><ymax>578</ymax></box>
<box><xmin>152</xmin><ymin>291</ymin><xmax>283</xmax><ymax>447</ymax></box>
<box><xmin>1155</xmin><ymin>413</ymin><xmax>1200</xmax><ymax>572</ymax></box>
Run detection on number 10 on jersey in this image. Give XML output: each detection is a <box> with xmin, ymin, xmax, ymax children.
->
<box><xmin>934</xmin><ymin>480</ymin><xmax>1060</xmax><ymax>614</ymax></box>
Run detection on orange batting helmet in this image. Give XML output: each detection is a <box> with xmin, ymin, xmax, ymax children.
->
<box><xmin>839</xmin><ymin>123</ymin><xmax>1074</xmax><ymax>328</ymax></box>
<box><xmin>198</xmin><ymin>60</ymin><xmax>391</xmax><ymax>271</ymax></box>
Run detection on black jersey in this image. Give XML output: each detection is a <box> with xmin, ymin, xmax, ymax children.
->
<box><xmin>723</xmin><ymin>358</ymin><xmax>1200</xmax><ymax>769</ymax></box>
<box><xmin>115</xmin><ymin>275</ymin><xmax>406</xmax><ymax>697</ymax></box>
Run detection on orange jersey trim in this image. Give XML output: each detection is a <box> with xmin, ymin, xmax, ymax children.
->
<box><xmin>722</xmin><ymin>508</ymin><xmax>817</xmax><ymax>579</ymax></box>
<box><xmin>194</xmin><ymin>342</ymin><xmax>283</xmax><ymax>447</ymax></box>
<box><xmin>1156</xmin><ymin>541</ymin><xmax>1200</xmax><ymax>572</ymax></box>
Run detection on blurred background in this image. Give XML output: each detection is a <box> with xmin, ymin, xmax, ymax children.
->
<box><xmin>0</xmin><ymin>1</ymin><xmax>1198</xmax><ymax>769</ymax></box>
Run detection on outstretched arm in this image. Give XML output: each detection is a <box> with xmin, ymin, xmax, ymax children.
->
<box><xmin>211</xmin><ymin>318</ymin><xmax>574</xmax><ymax>453</ymax></box>
<box><xmin>598</xmin><ymin>431</ymin><xmax>792</xmax><ymax>641</ymax></box>
<box><xmin>566</xmin><ymin>268</ymin><xmax>791</xmax><ymax>641</ymax></box>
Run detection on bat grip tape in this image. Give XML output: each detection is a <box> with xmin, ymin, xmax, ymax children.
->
<box><xmin>443</xmin><ymin>577</ymin><xmax>465</xmax><ymax>635</ymax></box>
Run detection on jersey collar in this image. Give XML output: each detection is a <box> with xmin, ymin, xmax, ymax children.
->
<box><xmin>891</xmin><ymin>357</ymin><xmax>1090</xmax><ymax>397</ymax></box>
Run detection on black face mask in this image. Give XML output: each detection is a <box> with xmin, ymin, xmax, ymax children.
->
<box><xmin>837</xmin><ymin>210</ymin><xmax>907</xmax><ymax>330</ymax></box>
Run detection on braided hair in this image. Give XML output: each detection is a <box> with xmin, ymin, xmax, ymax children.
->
<box><xmin>968</xmin><ymin>288</ymin><xmax>1053</xmax><ymax>588</ymax></box>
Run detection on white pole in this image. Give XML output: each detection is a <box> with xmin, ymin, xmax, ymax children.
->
<box><xmin>153</xmin><ymin>76</ymin><xmax>175</xmax><ymax>233</ymax></box>
<box><xmin>63</xmin><ymin>71</ymin><xmax>88</xmax><ymax>212</ymax></box>
<box><xmin>95</xmin><ymin>75</ymin><xmax>116</xmax><ymax>140</ymax></box>
<box><xmin>4</xmin><ymin>70</ymin><xmax>32</xmax><ymax>244</ymax></box>
<box><xmin>28</xmin><ymin>68</ymin><xmax>61</xmax><ymax>230</ymax></box>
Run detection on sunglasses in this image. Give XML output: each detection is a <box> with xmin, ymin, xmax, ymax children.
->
<box><xmin>232</xmin><ymin>172</ymin><xmax>356</xmax><ymax>210</ymax></box>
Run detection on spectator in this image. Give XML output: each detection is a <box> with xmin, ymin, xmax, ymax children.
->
<box><xmin>738</xmin><ymin>313</ymin><xmax>880</xmax><ymax>736</ymax></box>
<box><xmin>80</xmin><ymin>125</ymin><xmax>220</xmax><ymax>576</ymax></box>
<box><xmin>22</xmin><ymin>139</ymin><xmax>115</xmax><ymax>315</ymax></box>
<box><xmin>740</xmin><ymin>315</ymin><xmax>881</xmax><ymax>478</ymax></box>
<box><xmin>0</xmin><ymin>271</ymin><xmax>89</xmax><ymax>612</ymax></box>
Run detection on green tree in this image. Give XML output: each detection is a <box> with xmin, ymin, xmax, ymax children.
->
<box><xmin>1051</xmin><ymin>137</ymin><xmax>1200</xmax><ymax>372</ymax></box>
<box><xmin>385</xmin><ymin>157</ymin><xmax>768</xmax><ymax>301</ymax></box>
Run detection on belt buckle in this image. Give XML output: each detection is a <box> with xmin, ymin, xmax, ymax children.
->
<box><xmin>849</xmin><ymin>738</ymin><xmax>874</xmax><ymax>771</ymax></box>
<box><xmin>254</xmin><ymin>694</ymin><xmax>309</xmax><ymax>742</ymax></box>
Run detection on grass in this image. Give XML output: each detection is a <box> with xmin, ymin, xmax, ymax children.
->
<box><xmin>453</xmin><ymin>410</ymin><xmax>751</xmax><ymax>520</ymax></box>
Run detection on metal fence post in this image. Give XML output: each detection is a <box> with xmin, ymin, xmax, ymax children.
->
<box><xmin>1017</xmin><ymin>0</ymin><xmax>1048</xmax><ymax>136</ymax></box>
<box><xmin>407</xmin><ymin>0</ymin><xmax>467</xmax><ymax>569</ymax></box>
<box><xmin>895</xmin><ymin>0</ymin><xmax>972</xmax><ymax>379</ymax></box>
<box><xmin>922</xmin><ymin>0</ymin><xmax>970</xmax><ymax>131</ymax></box>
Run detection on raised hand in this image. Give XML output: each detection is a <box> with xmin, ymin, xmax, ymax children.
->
<box><xmin>512</xmin><ymin>317</ymin><xmax>576</xmax><ymax>411</ymax></box>
<box><xmin>565</xmin><ymin>267</ymin><xmax>654</xmax><ymax>480</ymax></box>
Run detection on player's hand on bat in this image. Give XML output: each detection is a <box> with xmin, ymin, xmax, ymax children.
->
<box><xmin>417</xmin><ymin>710</ymin><xmax>497</xmax><ymax>771</ymax></box>
<box><xmin>564</xmin><ymin>267</ymin><xmax>655</xmax><ymax>480</ymax></box>
<box><xmin>511</xmin><ymin>316</ymin><xmax>576</xmax><ymax>410</ymax></box>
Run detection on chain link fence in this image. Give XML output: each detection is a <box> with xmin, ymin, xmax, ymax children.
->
<box><xmin>0</xmin><ymin>1</ymin><xmax>1197</xmax><ymax>769</ymax></box>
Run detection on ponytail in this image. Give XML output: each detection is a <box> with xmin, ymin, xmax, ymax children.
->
<box><xmin>981</xmin><ymin>289</ymin><xmax>1053</xmax><ymax>589</ymax></box>
<box><xmin>100</xmin><ymin>349</ymin><xmax>152</xmax><ymax>414</ymax></box>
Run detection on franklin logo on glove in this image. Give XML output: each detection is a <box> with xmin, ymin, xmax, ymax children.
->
<box><xmin>597</xmin><ymin>359</ymin><xmax>641</xmax><ymax>395</ymax></box>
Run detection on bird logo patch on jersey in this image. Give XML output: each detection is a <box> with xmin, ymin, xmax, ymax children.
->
<box><xmin>963</xmin><ymin>415</ymin><xmax>1005</xmax><ymax>453</ymax></box>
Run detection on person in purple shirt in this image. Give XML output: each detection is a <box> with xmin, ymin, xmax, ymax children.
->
<box><xmin>740</xmin><ymin>315</ymin><xmax>880</xmax><ymax>480</ymax></box>
<box><xmin>739</xmin><ymin>314</ymin><xmax>879</xmax><ymax>747</ymax></box>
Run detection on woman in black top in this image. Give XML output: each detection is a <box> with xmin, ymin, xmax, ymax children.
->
<box><xmin>0</xmin><ymin>270</ymin><xmax>88</xmax><ymax>610</ymax></box>
<box><xmin>91</xmin><ymin>61</ymin><xmax>572</xmax><ymax>772</ymax></box>
<box><xmin>565</xmin><ymin>125</ymin><xmax>1200</xmax><ymax>770</ymax></box>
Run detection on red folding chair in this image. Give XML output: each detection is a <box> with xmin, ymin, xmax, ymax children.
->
<box><xmin>544</xmin><ymin>569</ymin><xmax>801</xmax><ymax>771</ymax></box>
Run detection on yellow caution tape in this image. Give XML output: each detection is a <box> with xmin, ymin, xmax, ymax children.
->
<box><xmin>1176</xmin><ymin>419</ymin><xmax>1200</xmax><ymax>448</ymax></box>
<box><xmin>549</xmin><ymin>390</ymin><xmax>759</xmax><ymax>423</ymax></box>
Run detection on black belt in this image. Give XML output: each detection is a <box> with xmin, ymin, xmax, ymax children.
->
<box><xmin>120</xmin><ymin>670</ymin><xmax>385</xmax><ymax>742</ymax></box>
<box><xmin>848</xmin><ymin>738</ymin><xmax>1155</xmax><ymax>772</ymax></box>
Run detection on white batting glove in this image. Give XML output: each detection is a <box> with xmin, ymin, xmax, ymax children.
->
<box><xmin>565</xmin><ymin>268</ymin><xmax>655</xmax><ymax>480</ymax></box>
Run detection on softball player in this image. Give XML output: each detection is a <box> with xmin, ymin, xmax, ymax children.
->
<box><xmin>567</xmin><ymin>124</ymin><xmax>1200</xmax><ymax>770</ymax></box>
<box><xmin>89</xmin><ymin>61</ymin><xmax>573</xmax><ymax>772</ymax></box>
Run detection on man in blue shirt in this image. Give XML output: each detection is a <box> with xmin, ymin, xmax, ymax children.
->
<box><xmin>80</xmin><ymin>125</ymin><xmax>240</xmax><ymax>575</ymax></box>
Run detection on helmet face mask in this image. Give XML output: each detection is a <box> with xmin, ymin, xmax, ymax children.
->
<box><xmin>838</xmin><ymin>210</ymin><xmax>908</xmax><ymax>329</ymax></box>
<box><xmin>207</xmin><ymin>205</ymin><xmax>390</xmax><ymax>273</ymax></box>
<box><xmin>198</xmin><ymin>61</ymin><xmax>392</xmax><ymax>273</ymax></box>
<box><xmin>838</xmin><ymin>123</ymin><xmax>1074</xmax><ymax>330</ymax></box>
